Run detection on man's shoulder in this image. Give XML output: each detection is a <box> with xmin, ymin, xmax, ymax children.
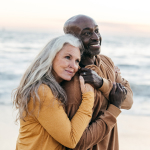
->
<box><xmin>99</xmin><ymin>54</ymin><xmax>114</xmax><ymax>67</ymax></box>
<box><xmin>99</xmin><ymin>54</ymin><xmax>112</xmax><ymax>61</ymax></box>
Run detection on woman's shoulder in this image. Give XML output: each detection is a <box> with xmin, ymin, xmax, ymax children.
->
<box><xmin>38</xmin><ymin>84</ymin><xmax>51</xmax><ymax>92</ymax></box>
<box><xmin>37</xmin><ymin>84</ymin><xmax>60</xmax><ymax>107</ymax></box>
<box><xmin>38</xmin><ymin>84</ymin><xmax>54</xmax><ymax>100</ymax></box>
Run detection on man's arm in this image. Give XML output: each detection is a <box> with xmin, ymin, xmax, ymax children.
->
<box><xmin>80</xmin><ymin>56</ymin><xmax>133</xmax><ymax>110</ymax></box>
<box><xmin>72</xmin><ymin>104</ymin><xmax>120</xmax><ymax>150</ymax></box>
<box><xmin>115</xmin><ymin>71</ymin><xmax>133</xmax><ymax>109</ymax></box>
<box><xmin>62</xmin><ymin>74</ymin><xmax>117</xmax><ymax>150</ymax></box>
<box><xmin>69</xmin><ymin>83</ymin><xmax>125</xmax><ymax>150</ymax></box>
<box><xmin>102</xmin><ymin>55</ymin><xmax>133</xmax><ymax>109</ymax></box>
<box><xmin>80</xmin><ymin>67</ymin><xmax>113</xmax><ymax>100</ymax></box>
<box><xmin>63</xmin><ymin>77</ymin><xmax>124</xmax><ymax>150</ymax></box>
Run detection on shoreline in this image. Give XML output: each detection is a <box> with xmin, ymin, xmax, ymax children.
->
<box><xmin>0</xmin><ymin>105</ymin><xmax>150</xmax><ymax>150</ymax></box>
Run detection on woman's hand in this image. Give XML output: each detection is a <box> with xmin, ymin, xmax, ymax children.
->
<box><xmin>79</xmin><ymin>76</ymin><xmax>94</xmax><ymax>94</ymax></box>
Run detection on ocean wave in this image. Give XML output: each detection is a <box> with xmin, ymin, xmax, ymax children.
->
<box><xmin>118</xmin><ymin>64</ymin><xmax>140</xmax><ymax>69</ymax></box>
<box><xmin>0</xmin><ymin>72</ymin><xmax>21</xmax><ymax>80</ymax></box>
<box><xmin>0</xmin><ymin>30</ymin><xmax>150</xmax><ymax>115</ymax></box>
<box><xmin>130</xmin><ymin>83</ymin><xmax>150</xmax><ymax>97</ymax></box>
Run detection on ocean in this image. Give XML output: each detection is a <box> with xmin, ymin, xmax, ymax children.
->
<box><xmin>0</xmin><ymin>30</ymin><xmax>150</xmax><ymax>116</ymax></box>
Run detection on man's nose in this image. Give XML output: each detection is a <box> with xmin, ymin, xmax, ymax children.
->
<box><xmin>91</xmin><ymin>32</ymin><xmax>99</xmax><ymax>41</ymax></box>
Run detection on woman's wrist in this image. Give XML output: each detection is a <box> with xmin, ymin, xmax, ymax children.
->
<box><xmin>82</xmin><ymin>91</ymin><xmax>94</xmax><ymax>103</ymax></box>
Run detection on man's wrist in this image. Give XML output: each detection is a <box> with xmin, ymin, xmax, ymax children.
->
<box><xmin>113</xmin><ymin>104</ymin><xmax>121</xmax><ymax>109</ymax></box>
<box><xmin>107</xmin><ymin>104</ymin><xmax>121</xmax><ymax>117</ymax></box>
<box><xmin>99</xmin><ymin>78</ymin><xmax>103</xmax><ymax>89</ymax></box>
<box><xmin>110</xmin><ymin>102</ymin><xmax>121</xmax><ymax>109</ymax></box>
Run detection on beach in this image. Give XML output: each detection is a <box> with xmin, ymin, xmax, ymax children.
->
<box><xmin>118</xmin><ymin>114</ymin><xmax>150</xmax><ymax>150</ymax></box>
<box><xmin>0</xmin><ymin>105</ymin><xmax>19</xmax><ymax>150</ymax></box>
<box><xmin>0</xmin><ymin>30</ymin><xmax>150</xmax><ymax>150</ymax></box>
<box><xmin>0</xmin><ymin>105</ymin><xmax>150</xmax><ymax>150</ymax></box>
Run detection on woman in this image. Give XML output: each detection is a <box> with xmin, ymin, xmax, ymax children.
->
<box><xmin>13</xmin><ymin>34</ymin><xmax>94</xmax><ymax>150</ymax></box>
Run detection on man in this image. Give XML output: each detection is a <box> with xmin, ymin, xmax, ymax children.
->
<box><xmin>62</xmin><ymin>14</ymin><xmax>133</xmax><ymax>150</ymax></box>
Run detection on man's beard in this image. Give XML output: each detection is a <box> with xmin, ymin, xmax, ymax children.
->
<box><xmin>82</xmin><ymin>48</ymin><xmax>100</xmax><ymax>59</ymax></box>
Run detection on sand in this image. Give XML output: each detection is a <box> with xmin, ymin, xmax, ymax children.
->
<box><xmin>0</xmin><ymin>105</ymin><xmax>19</xmax><ymax>150</ymax></box>
<box><xmin>118</xmin><ymin>114</ymin><xmax>150</xmax><ymax>150</ymax></box>
<box><xmin>0</xmin><ymin>105</ymin><xmax>150</xmax><ymax>150</ymax></box>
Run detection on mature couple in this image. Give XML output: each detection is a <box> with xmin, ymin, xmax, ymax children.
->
<box><xmin>13</xmin><ymin>15</ymin><xmax>133</xmax><ymax>150</ymax></box>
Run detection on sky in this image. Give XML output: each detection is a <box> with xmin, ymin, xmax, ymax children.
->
<box><xmin>0</xmin><ymin>0</ymin><xmax>150</xmax><ymax>36</ymax></box>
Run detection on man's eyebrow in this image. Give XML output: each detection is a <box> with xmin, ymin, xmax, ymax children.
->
<box><xmin>82</xmin><ymin>25</ymin><xmax>99</xmax><ymax>31</ymax></box>
<box><xmin>82</xmin><ymin>27</ymin><xmax>91</xmax><ymax>30</ymax></box>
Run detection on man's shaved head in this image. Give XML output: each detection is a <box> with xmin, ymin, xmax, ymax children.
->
<box><xmin>64</xmin><ymin>14</ymin><xmax>102</xmax><ymax>58</ymax></box>
<box><xmin>63</xmin><ymin>14</ymin><xmax>97</xmax><ymax>36</ymax></box>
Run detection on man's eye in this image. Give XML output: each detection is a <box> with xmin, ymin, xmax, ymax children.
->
<box><xmin>95</xmin><ymin>29</ymin><xmax>99</xmax><ymax>33</ymax></box>
<box><xmin>65</xmin><ymin>56</ymin><xmax>70</xmax><ymax>59</ymax></box>
<box><xmin>84</xmin><ymin>32</ymin><xmax>91</xmax><ymax>36</ymax></box>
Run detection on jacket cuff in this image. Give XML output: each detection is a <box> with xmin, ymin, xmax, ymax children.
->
<box><xmin>107</xmin><ymin>104</ymin><xmax>121</xmax><ymax>118</ymax></box>
<box><xmin>115</xmin><ymin>72</ymin><xmax>122</xmax><ymax>83</ymax></box>
<box><xmin>99</xmin><ymin>78</ymin><xmax>111</xmax><ymax>93</ymax></box>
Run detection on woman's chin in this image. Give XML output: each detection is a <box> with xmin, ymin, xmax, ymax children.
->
<box><xmin>62</xmin><ymin>76</ymin><xmax>73</xmax><ymax>81</ymax></box>
<box><xmin>65</xmin><ymin>77</ymin><xmax>72</xmax><ymax>81</ymax></box>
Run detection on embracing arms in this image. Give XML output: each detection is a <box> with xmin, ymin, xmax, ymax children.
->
<box><xmin>33</xmin><ymin>81</ymin><xmax>94</xmax><ymax>149</ymax></box>
<box><xmin>64</xmin><ymin>82</ymin><xmax>125</xmax><ymax>150</ymax></box>
<box><xmin>80</xmin><ymin>58</ymin><xmax>133</xmax><ymax>110</ymax></box>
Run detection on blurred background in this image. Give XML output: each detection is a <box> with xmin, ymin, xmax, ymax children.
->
<box><xmin>0</xmin><ymin>0</ymin><xmax>150</xmax><ymax>150</ymax></box>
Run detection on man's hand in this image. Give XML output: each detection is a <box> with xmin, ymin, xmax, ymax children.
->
<box><xmin>109</xmin><ymin>83</ymin><xmax>127</xmax><ymax>109</ymax></box>
<box><xmin>114</xmin><ymin>66</ymin><xmax>121</xmax><ymax>75</ymax></box>
<box><xmin>79</xmin><ymin>68</ymin><xmax>103</xmax><ymax>89</ymax></box>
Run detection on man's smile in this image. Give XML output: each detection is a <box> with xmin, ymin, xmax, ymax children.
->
<box><xmin>89</xmin><ymin>43</ymin><xmax>100</xmax><ymax>49</ymax></box>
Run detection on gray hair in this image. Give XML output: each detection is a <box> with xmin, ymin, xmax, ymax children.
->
<box><xmin>13</xmin><ymin>34</ymin><xmax>82</xmax><ymax>121</ymax></box>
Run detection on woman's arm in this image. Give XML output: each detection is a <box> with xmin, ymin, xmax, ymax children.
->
<box><xmin>34</xmin><ymin>84</ymin><xmax>94</xmax><ymax>149</ymax></box>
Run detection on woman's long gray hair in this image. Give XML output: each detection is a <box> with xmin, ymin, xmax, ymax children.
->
<box><xmin>13</xmin><ymin>34</ymin><xmax>82</xmax><ymax>121</ymax></box>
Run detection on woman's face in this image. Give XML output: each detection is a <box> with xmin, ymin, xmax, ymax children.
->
<box><xmin>52</xmin><ymin>44</ymin><xmax>80</xmax><ymax>83</ymax></box>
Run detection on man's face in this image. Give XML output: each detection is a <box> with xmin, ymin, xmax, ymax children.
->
<box><xmin>71</xmin><ymin>17</ymin><xmax>102</xmax><ymax>57</ymax></box>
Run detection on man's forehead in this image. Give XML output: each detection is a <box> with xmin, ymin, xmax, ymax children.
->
<box><xmin>64</xmin><ymin>15</ymin><xmax>98</xmax><ymax>34</ymax></box>
<box><xmin>70</xmin><ymin>17</ymin><xmax>97</xmax><ymax>28</ymax></box>
<box><xmin>72</xmin><ymin>21</ymin><xmax>97</xmax><ymax>29</ymax></box>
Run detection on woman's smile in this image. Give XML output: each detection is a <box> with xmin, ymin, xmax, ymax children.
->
<box><xmin>65</xmin><ymin>69</ymin><xmax>74</xmax><ymax>75</ymax></box>
<box><xmin>52</xmin><ymin>44</ymin><xmax>80</xmax><ymax>83</ymax></box>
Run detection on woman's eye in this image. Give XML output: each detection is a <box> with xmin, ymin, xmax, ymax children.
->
<box><xmin>65</xmin><ymin>56</ymin><xmax>70</xmax><ymax>59</ymax></box>
<box><xmin>76</xmin><ymin>60</ymin><xmax>80</xmax><ymax>64</ymax></box>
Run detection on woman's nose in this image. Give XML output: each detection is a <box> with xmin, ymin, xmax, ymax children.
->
<box><xmin>69</xmin><ymin>61</ymin><xmax>78</xmax><ymax>70</ymax></box>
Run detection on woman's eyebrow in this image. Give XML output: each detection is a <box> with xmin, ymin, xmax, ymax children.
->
<box><xmin>65</xmin><ymin>53</ymin><xmax>72</xmax><ymax>56</ymax></box>
<box><xmin>66</xmin><ymin>53</ymin><xmax>80</xmax><ymax>60</ymax></box>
